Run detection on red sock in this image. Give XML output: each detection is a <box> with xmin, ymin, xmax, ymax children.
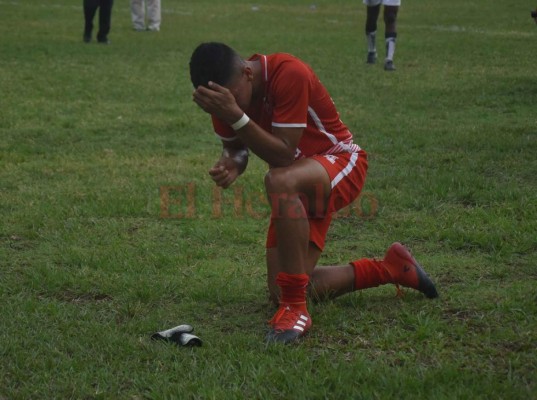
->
<box><xmin>350</xmin><ymin>258</ymin><xmax>392</xmax><ymax>290</ymax></box>
<box><xmin>276</xmin><ymin>272</ymin><xmax>309</xmax><ymax>312</ymax></box>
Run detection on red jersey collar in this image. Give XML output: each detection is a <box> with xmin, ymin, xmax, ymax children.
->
<box><xmin>248</xmin><ymin>53</ymin><xmax>268</xmax><ymax>82</ymax></box>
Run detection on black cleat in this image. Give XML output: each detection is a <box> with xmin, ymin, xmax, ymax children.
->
<box><xmin>384</xmin><ymin>60</ymin><xmax>396</xmax><ymax>71</ymax></box>
<box><xmin>366</xmin><ymin>52</ymin><xmax>377</xmax><ymax>64</ymax></box>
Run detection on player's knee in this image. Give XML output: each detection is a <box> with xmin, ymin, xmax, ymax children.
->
<box><xmin>264</xmin><ymin>168</ymin><xmax>297</xmax><ymax>194</ymax></box>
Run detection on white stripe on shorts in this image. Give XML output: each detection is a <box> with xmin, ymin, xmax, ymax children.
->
<box><xmin>331</xmin><ymin>152</ymin><xmax>359</xmax><ymax>189</ymax></box>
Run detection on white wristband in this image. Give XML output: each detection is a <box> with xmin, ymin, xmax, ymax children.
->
<box><xmin>231</xmin><ymin>113</ymin><xmax>250</xmax><ymax>131</ymax></box>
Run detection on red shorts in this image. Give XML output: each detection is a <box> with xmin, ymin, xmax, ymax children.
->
<box><xmin>266</xmin><ymin>150</ymin><xmax>368</xmax><ymax>251</ymax></box>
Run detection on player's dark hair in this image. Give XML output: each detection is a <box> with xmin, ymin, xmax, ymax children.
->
<box><xmin>189</xmin><ymin>42</ymin><xmax>242</xmax><ymax>88</ymax></box>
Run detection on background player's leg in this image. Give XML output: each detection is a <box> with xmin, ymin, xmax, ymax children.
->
<box><xmin>97</xmin><ymin>0</ymin><xmax>113</xmax><ymax>43</ymax></box>
<box><xmin>83</xmin><ymin>0</ymin><xmax>98</xmax><ymax>42</ymax></box>
<box><xmin>365</xmin><ymin>4</ymin><xmax>381</xmax><ymax>64</ymax></box>
<box><xmin>383</xmin><ymin>5</ymin><xmax>399</xmax><ymax>71</ymax></box>
<box><xmin>130</xmin><ymin>0</ymin><xmax>146</xmax><ymax>31</ymax></box>
<box><xmin>147</xmin><ymin>0</ymin><xmax>161</xmax><ymax>31</ymax></box>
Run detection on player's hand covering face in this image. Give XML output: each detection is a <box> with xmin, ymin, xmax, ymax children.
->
<box><xmin>192</xmin><ymin>69</ymin><xmax>252</xmax><ymax>123</ymax></box>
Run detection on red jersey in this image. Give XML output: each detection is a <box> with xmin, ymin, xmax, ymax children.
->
<box><xmin>212</xmin><ymin>53</ymin><xmax>361</xmax><ymax>159</ymax></box>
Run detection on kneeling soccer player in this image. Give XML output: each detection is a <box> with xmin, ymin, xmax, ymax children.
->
<box><xmin>189</xmin><ymin>42</ymin><xmax>438</xmax><ymax>344</ymax></box>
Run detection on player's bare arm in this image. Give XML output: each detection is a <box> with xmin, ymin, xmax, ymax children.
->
<box><xmin>235</xmin><ymin>123</ymin><xmax>302</xmax><ymax>168</ymax></box>
<box><xmin>193</xmin><ymin>81</ymin><xmax>303</xmax><ymax>167</ymax></box>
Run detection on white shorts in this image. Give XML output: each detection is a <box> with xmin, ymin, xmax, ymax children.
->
<box><xmin>363</xmin><ymin>0</ymin><xmax>401</xmax><ymax>6</ymax></box>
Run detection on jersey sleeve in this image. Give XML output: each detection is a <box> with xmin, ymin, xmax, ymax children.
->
<box><xmin>211</xmin><ymin>115</ymin><xmax>238</xmax><ymax>141</ymax></box>
<box><xmin>270</xmin><ymin>60</ymin><xmax>310</xmax><ymax>128</ymax></box>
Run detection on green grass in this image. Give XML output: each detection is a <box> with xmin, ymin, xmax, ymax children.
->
<box><xmin>1</xmin><ymin>0</ymin><xmax>536</xmax><ymax>398</ymax></box>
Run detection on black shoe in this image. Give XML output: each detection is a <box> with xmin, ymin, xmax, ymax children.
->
<box><xmin>366</xmin><ymin>52</ymin><xmax>377</xmax><ymax>64</ymax></box>
<box><xmin>384</xmin><ymin>60</ymin><xmax>396</xmax><ymax>71</ymax></box>
<box><xmin>97</xmin><ymin>38</ymin><xmax>110</xmax><ymax>45</ymax></box>
<box><xmin>83</xmin><ymin>33</ymin><xmax>91</xmax><ymax>43</ymax></box>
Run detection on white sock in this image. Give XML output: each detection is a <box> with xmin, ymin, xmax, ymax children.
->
<box><xmin>385</xmin><ymin>37</ymin><xmax>396</xmax><ymax>61</ymax></box>
<box><xmin>366</xmin><ymin>31</ymin><xmax>377</xmax><ymax>53</ymax></box>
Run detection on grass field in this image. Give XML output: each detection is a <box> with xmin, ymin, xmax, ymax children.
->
<box><xmin>1</xmin><ymin>0</ymin><xmax>536</xmax><ymax>398</ymax></box>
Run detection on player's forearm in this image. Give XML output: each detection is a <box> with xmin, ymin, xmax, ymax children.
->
<box><xmin>234</xmin><ymin>120</ymin><xmax>295</xmax><ymax>167</ymax></box>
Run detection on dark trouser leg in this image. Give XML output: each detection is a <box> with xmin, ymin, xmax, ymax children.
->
<box><xmin>97</xmin><ymin>0</ymin><xmax>114</xmax><ymax>42</ymax></box>
<box><xmin>83</xmin><ymin>0</ymin><xmax>99</xmax><ymax>38</ymax></box>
